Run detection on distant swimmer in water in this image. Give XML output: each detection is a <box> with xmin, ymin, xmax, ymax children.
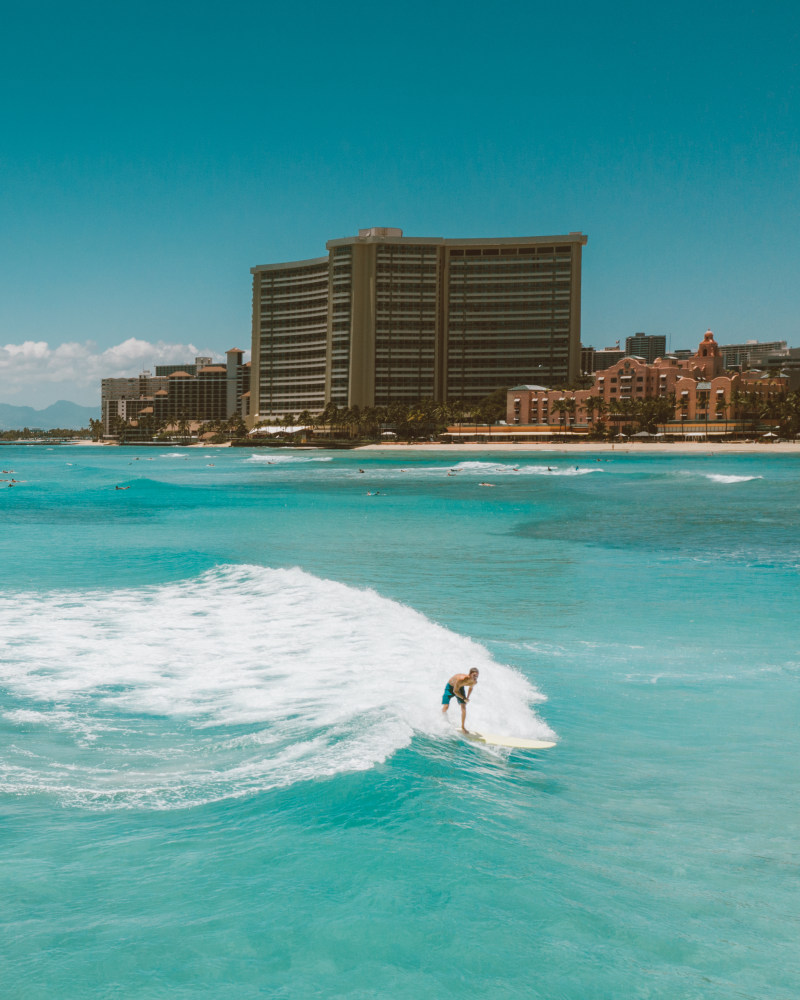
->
<box><xmin>115</xmin><ymin>485</ymin><xmax>130</xmax><ymax>490</ymax></box>
<box><xmin>478</xmin><ymin>482</ymin><xmax>496</xmax><ymax>487</ymax></box>
<box><xmin>441</xmin><ymin>668</ymin><xmax>479</xmax><ymax>732</ymax></box>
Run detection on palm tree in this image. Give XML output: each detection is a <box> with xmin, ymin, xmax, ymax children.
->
<box><xmin>387</xmin><ymin>401</ymin><xmax>410</xmax><ymax>440</ymax></box>
<box><xmin>564</xmin><ymin>397</ymin><xmax>576</xmax><ymax>433</ymax></box>
<box><xmin>168</xmin><ymin>409</ymin><xmax>192</xmax><ymax>444</ymax></box>
<box><xmin>552</xmin><ymin>398</ymin><xmax>568</xmax><ymax>436</ymax></box>
<box><xmin>109</xmin><ymin>412</ymin><xmax>127</xmax><ymax>441</ymax></box>
<box><xmin>729</xmin><ymin>388</ymin><xmax>747</xmax><ymax>437</ymax></box>
<box><xmin>321</xmin><ymin>401</ymin><xmax>339</xmax><ymax>438</ymax></box>
<box><xmin>359</xmin><ymin>407</ymin><xmax>380</xmax><ymax>440</ymax></box>
<box><xmin>607</xmin><ymin>399</ymin><xmax>629</xmax><ymax>438</ymax></box>
<box><xmin>432</xmin><ymin>401</ymin><xmax>453</xmax><ymax>437</ymax></box>
<box><xmin>226</xmin><ymin>413</ymin><xmax>247</xmax><ymax>440</ymax></box>
<box><xmin>585</xmin><ymin>395</ymin><xmax>606</xmax><ymax>435</ymax></box>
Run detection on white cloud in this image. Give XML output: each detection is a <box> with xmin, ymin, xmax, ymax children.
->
<box><xmin>0</xmin><ymin>338</ymin><xmax>248</xmax><ymax>407</ymax></box>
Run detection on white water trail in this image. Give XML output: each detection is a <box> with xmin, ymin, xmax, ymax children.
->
<box><xmin>0</xmin><ymin>565</ymin><xmax>552</xmax><ymax>809</ymax></box>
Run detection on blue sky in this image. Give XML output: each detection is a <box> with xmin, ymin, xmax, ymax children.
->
<box><xmin>1</xmin><ymin>0</ymin><xmax>798</xmax><ymax>406</ymax></box>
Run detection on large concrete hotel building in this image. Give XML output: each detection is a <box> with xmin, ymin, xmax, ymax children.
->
<box><xmin>249</xmin><ymin>227</ymin><xmax>587</xmax><ymax>420</ymax></box>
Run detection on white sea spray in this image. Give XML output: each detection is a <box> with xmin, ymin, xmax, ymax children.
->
<box><xmin>0</xmin><ymin>564</ymin><xmax>551</xmax><ymax>809</ymax></box>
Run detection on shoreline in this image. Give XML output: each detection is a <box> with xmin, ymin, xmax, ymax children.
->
<box><xmin>356</xmin><ymin>440</ymin><xmax>800</xmax><ymax>455</ymax></box>
<box><xmin>8</xmin><ymin>439</ymin><xmax>799</xmax><ymax>456</ymax></box>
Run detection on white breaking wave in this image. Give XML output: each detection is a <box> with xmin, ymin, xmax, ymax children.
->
<box><xmin>397</xmin><ymin>460</ymin><xmax>602</xmax><ymax>478</ymax></box>
<box><xmin>0</xmin><ymin>565</ymin><xmax>551</xmax><ymax>809</ymax></box>
<box><xmin>704</xmin><ymin>473</ymin><xmax>763</xmax><ymax>484</ymax></box>
<box><xmin>245</xmin><ymin>453</ymin><xmax>333</xmax><ymax>464</ymax></box>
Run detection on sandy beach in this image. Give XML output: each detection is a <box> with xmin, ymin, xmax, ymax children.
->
<box><xmin>57</xmin><ymin>438</ymin><xmax>800</xmax><ymax>455</ymax></box>
<box><xmin>357</xmin><ymin>440</ymin><xmax>800</xmax><ymax>455</ymax></box>
<box><xmin>48</xmin><ymin>440</ymin><xmax>800</xmax><ymax>455</ymax></box>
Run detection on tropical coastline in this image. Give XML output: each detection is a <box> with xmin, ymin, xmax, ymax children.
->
<box><xmin>53</xmin><ymin>438</ymin><xmax>800</xmax><ymax>454</ymax></box>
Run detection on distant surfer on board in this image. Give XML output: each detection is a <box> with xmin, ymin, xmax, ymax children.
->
<box><xmin>441</xmin><ymin>668</ymin><xmax>479</xmax><ymax>732</ymax></box>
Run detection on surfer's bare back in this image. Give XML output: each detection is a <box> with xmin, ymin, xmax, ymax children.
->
<box><xmin>441</xmin><ymin>669</ymin><xmax>479</xmax><ymax>732</ymax></box>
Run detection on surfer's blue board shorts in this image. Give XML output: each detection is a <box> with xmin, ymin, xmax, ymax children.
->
<box><xmin>442</xmin><ymin>683</ymin><xmax>466</xmax><ymax>706</ymax></box>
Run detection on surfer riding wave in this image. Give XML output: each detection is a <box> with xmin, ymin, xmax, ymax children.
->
<box><xmin>441</xmin><ymin>668</ymin><xmax>479</xmax><ymax>732</ymax></box>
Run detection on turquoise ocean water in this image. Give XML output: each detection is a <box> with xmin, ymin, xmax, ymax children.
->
<box><xmin>1</xmin><ymin>445</ymin><xmax>798</xmax><ymax>999</ymax></box>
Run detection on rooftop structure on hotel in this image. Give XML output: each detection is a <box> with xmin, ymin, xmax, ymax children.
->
<box><xmin>250</xmin><ymin>227</ymin><xmax>588</xmax><ymax>419</ymax></box>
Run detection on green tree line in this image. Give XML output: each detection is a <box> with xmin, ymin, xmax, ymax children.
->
<box><xmin>93</xmin><ymin>383</ymin><xmax>800</xmax><ymax>444</ymax></box>
<box><xmin>253</xmin><ymin>391</ymin><xmax>508</xmax><ymax>442</ymax></box>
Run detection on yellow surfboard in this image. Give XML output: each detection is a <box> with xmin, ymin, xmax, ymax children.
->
<box><xmin>468</xmin><ymin>732</ymin><xmax>556</xmax><ymax>750</ymax></box>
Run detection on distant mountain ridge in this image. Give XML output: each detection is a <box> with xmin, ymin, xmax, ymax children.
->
<box><xmin>0</xmin><ymin>401</ymin><xmax>99</xmax><ymax>431</ymax></box>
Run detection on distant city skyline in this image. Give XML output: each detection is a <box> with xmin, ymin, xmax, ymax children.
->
<box><xmin>1</xmin><ymin>1</ymin><xmax>798</xmax><ymax>407</ymax></box>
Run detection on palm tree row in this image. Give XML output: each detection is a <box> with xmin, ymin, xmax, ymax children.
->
<box><xmin>255</xmin><ymin>395</ymin><xmax>505</xmax><ymax>442</ymax></box>
<box><xmin>106</xmin><ymin>411</ymin><xmax>247</xmax><ymax>444</ymax></box>
<box><xmin>728</xmin><ymin>388</ymin><xmax>800</xmax><ymax>437</ymax></box>
<box><xmin>104</xmin><ymin>385</ymin><xmax>800</xmax><ymax>444</ymax></box>
<box><xmin>583</xmin><ymin>390</ymin><xmax>800</xmax><ymax>439</ymax></box>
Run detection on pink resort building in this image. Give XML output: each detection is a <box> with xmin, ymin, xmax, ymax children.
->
<box><xmin>487</xmin><ymin>330</ymin><xmax>789</xmax><ymax>440</ymax></box>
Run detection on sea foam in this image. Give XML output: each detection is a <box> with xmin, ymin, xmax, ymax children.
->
<box><xmin>704</xmin><ymin>473</ymin><xmax>763</xmax><ymax>484</ymax></box>
<box><xmin>0</xmin><ymin>565</ymin><xmax>551</xmax><ymax>809</ymax></box>
<box><xmin>245</xmin><ymin>453</ymin><xmax>333</xmax><ymax>464</ymax></box>
<box><xmin>447</xmin><ymin>460</ymin><xmax>600</xmax><ymax>476</ymax></box>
